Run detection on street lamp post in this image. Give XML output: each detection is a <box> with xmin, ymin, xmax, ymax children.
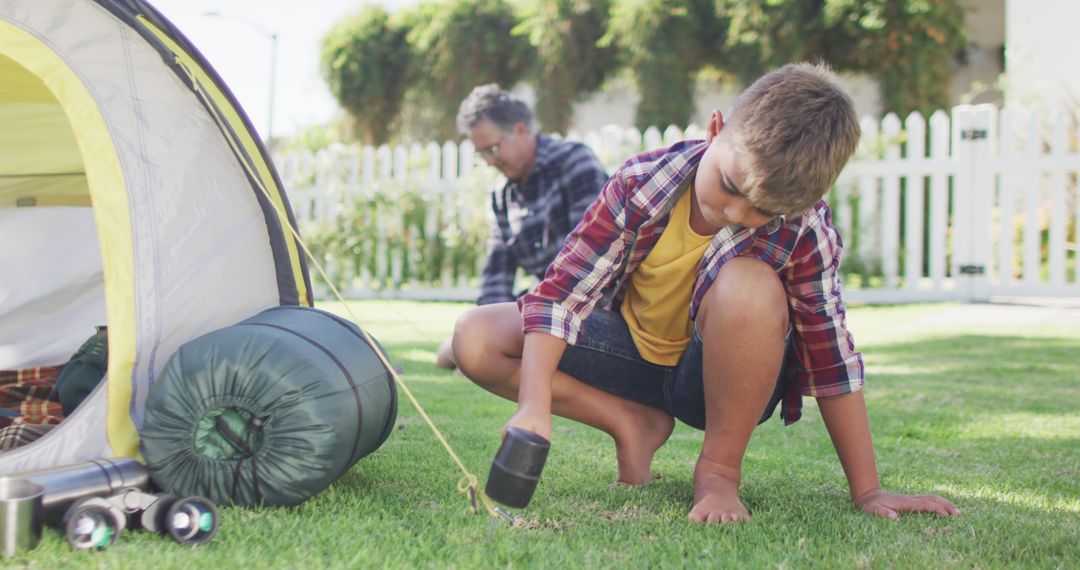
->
<box><xmin>203</xmin><ymin>11</ymin><xmax>278</xmax><ymax>143</ymax></box>
<box><xmin>266</xmin><ymin>31</ymin><xmax>277</xmax><ymax>142</ymax></box>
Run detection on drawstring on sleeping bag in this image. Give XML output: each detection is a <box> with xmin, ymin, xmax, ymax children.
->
<box><xmin>214</xmin><ymin>414</ymin><xmax>264</xmax><ymax>505</ymax></box>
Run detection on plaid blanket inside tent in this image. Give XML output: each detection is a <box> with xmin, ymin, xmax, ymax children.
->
<box><xmin>0</xmin><ymin>365</ymin><xmax>65</xmax><ymax>451</ymax></box>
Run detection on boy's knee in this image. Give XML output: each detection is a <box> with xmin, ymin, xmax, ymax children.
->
<box><xmin>451</xmin><ymin>303</ymin><xmax>521</xmax><ymax>379</ymax></box>
<box><xmin>698</xmin><ymin>257</ymin><xmax>787</xmax><ymax>333</ymax></box>
<box><xmin>451</xmin><ymin>308</ymin><xmax>485</xmax><ymax>375</ymax></box>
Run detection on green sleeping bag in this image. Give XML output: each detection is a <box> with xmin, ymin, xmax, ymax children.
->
<box><xmin>140</xmin><ymin>306</ymin><xmax>397</xmax><ymax>507</ymax></box>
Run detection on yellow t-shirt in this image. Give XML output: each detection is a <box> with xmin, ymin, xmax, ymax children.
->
<box><xmin>620</xmin><ymin>186</ymin><xmax>715</xmax><ymax>365</ymax></box>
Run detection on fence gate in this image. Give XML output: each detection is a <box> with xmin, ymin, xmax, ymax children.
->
<box><xmin>839</xmin><ymin>104</ymin><xmax>1079</xmax><ymax>305</ymax></box>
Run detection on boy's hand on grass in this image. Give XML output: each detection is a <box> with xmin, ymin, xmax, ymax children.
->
<box><xmin>854</xmin><ymin>489</ymin><xmax>961</xmax><ymax>520</ymax></box>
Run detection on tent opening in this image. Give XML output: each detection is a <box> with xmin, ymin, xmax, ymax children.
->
<box><xmin>0</xmin><ymin>3</ymin><xmax>306</xmax><ymax>467</ymax></box>
<box><xmin>0</xmin><ymin>49</ymin><xmax>107</xmax><ymax>450</ymax></box>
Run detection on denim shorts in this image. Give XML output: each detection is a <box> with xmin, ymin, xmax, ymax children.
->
<box><xmin>556</xmin><ymin>309</ymin><xmax>787</xmax><ymax>430</ymax></box>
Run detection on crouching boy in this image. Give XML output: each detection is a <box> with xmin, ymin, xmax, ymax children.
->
<box><xmin>451</xmin><ymin>64</ymin><xmax>960</xmax><ymax>523</ymax></box>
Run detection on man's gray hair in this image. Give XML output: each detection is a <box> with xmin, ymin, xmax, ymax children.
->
<box><xmin>456</xmin><ymin>84</ymin><xmax>536</xmax><ymax>135</ymax></box>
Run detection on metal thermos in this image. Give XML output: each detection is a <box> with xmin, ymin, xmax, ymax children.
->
<box><xmin>3</xmin><ymin>458</ymin><xmax>149</xmax><ymax>519</ymax></box>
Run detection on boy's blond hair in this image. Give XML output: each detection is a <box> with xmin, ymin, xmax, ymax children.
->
<box><xmin>725</xmin><ymin>63</ymin><xmax>860</xmax><ymax>218</ymax></box>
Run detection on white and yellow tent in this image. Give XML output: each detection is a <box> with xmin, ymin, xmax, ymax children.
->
<box><xmin>0</xmin><ymin>0</ymin><xmax>311</xmax><ymax>473</ymax></box>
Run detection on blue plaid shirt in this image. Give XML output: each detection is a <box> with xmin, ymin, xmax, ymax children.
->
<box><xmin>478</xmin><ymin>135</ymin><xmax>608</xmax><ymax>305</ymax></box>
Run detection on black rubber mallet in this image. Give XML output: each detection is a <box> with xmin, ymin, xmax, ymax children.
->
<box><xmin>484</xmin><ymin>427</ymin><xmax>550</xmax><ymax>509</ymax></box>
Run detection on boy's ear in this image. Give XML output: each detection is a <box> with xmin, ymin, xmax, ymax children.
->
<box><xmin>705</xmin><ymin>110</ymin><xmax>725</xmax><ymax>145</ymax></box>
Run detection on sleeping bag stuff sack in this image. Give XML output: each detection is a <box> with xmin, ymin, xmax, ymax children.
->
<box><xmin>140</xmin><ymin>306</ymin><xmax>397</xmax><ymax>507</ymax></box>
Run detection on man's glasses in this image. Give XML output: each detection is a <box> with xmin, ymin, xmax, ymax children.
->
<box><xmin>475</xmin><ymin>136</ymin><xmax>505</xmax><ymax>161</ymax></box>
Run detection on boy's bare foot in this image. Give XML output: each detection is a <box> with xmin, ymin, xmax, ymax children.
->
<box><xmin>612</xmin><ymin>404</ymin><xmax>674</xmax><ymax>485</ymax></box>
<box><xmin>689</xmin><ymin>457</ymin><xmax>749</xmax><ymax>523</ymax></box>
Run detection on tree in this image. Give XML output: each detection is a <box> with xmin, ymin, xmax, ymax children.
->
<box><xmin>320</xmin><ymin>5</ymin><xmax>412</xmax><ymax>145</ymax></box>
<box><xmin>826</xmin><ymin>0</ymin><xmax>967</xmax><ymax>116</ymax></box>
<box><xmin>607</xmin><ymin>0</ymin><xmax>718</xmax><ymax>129</ymax></box>
<box><xmin>514</xmin><ymin>0</ymin><xmax>620</xmax><ymax>134</ymax></box>
<box><xmin>317</xmin><ymin>0</ymin><xmax>967</xmax><ymax>143</ymax></box>
<box><xmin>402</xmin><ymin>0</ymin><xmax>535</xmax><ymax>140</ymax></box>
<box><xmin>716</xmin><ymin>0</ymin><xmax>833</xmax><ymax>84</ymax></box>
<box><xmin>715</xmin><ymin>0</ymin><xmax>967</xmax><ymax>117</ymax></box>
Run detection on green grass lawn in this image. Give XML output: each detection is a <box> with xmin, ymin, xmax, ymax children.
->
<box><xmin>19</xmin><ymin>301</ymin><xmax>1080</xmax><ymax>569</ymax></box>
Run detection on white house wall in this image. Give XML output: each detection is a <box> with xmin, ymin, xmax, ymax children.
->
<box><xmin>1005</xmin><ymin>0</ymin><xmax>1080</xmax><ymax>110</ymax></box>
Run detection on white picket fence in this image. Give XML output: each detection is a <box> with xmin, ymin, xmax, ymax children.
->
<box><xmin>277</xmin><ymin>104</ymin><xmax>1080</xmax><ymax>303</ymax></box>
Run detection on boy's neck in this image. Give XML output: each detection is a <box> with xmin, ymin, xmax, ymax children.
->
<box><xmin>689</xmin><ymin>187</ymin><xmax>722</xmax><ymax>236</ymax></box>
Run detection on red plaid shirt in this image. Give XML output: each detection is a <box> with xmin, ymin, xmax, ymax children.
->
<box><xmin>519</xmin><ymin>140</ymin><xmax>864</xmax><ymax>424</ymax></box>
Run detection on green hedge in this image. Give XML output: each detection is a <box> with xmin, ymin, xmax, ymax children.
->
<box><xmin>300</xmin><ymin>176</ymin><xmax>493</xmax><ymax>295</ymax></box>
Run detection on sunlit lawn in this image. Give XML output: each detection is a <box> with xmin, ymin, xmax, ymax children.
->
<box><xmin>19</xmin><ymin>301</ymin><xmax>1080</xmax><ymax>569</ymax></box>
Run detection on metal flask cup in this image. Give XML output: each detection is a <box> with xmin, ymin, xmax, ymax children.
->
<box><xmin>484</xmin><ymin>427</ymin><xmax>550</xmax><ymax>509</ymax></box>
<box><xmin>0</xmin><ymin>478</ymin><xmax>44</xmax><ymax>557</ymax></box>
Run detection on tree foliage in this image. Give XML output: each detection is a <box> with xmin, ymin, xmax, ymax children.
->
<box><xmin>402</xmin><ymin>0</ymin><xmax>535</xmax><ymax>140</ymax></box>
<box><xmin>716</xmin><ymin>0</ymin><xmax>833</xmax><ymax>84</ymax></box>
<box><xmin>607</xmin><ymin>0</ymin><xmax>719</xmax><ymax>129</ymax></box>
<box><xmin>716</xmin><ymin>0</ymin><xmax>966</xmax><ymax>116</ymax></box>
<box><xmin>825</xmin><ymin>0</ymin><xmax>967</xmax><ymax>116</ymax></box>
<box><xmin>515</xmin><ymin>0</ymin><xmax>620</xmax><ymax>134</ymax></box>
<box><xmin>320</xmin><ymin>5</ymin><xmax>412</xmax><ymax>145</ymax></box>
<box><xmin>318</xmin><ymin>0</ymin><xmax>968</xmax><ymax>142</ymax></box>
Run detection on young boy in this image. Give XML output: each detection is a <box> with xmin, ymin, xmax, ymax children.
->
<box><xmin>451</xmin><ymin>64</ymin><xmax>960</xmax><ymax>523</ymax></box>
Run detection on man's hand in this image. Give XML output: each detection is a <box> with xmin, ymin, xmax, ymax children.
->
<box><xmin>504</xmin><ymin>405</ymin><xmax>552</xmax><ymax>441</ymax></box>
<box><xmin>855</xmin><ymin>489</ymin><xmax>961</xmax><ymax>519</ymax></box>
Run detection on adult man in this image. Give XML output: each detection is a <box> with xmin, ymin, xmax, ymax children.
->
<box><xmin>436</xmin><ymin>84</ymin><xmax>607</xmax><ymax>369</ymax></box>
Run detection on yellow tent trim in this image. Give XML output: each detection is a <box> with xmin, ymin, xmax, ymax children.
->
<box><xmin>0</xmin><ymin>20</ymin><xmax>139</xmax><ymax>457</ymax></box>
<box><xmin>136</xmin><ymin>16</ymin><xmax>310</xmax><ymax>307</ymax></box>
